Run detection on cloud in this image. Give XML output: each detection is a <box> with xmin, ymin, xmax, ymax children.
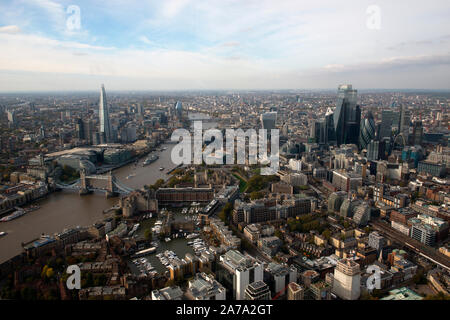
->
<box><xmin>138</xmin><ymin>35</ymin><xmax>154</xmax><ymax>45</ymax></box>
<box><xmin>221</xmin><ymin>42</ymin><xmax>240</xmax><ymax>47</ymax></box>
<box><xmin>161</xmin><ymin>0</ymin><xmax>191</xmax><ymax>19</ymax></box>
<box><xmin>1</xmin><ymin>0</ymin><xmax>450</xmax><ymax>90</ymax></box>
<box><xmin>27</xmin><ymin>0</ymin><xmax>66</xmax><ymax>28</ymax></box>
<box><xmin>0</xmin><ymin>25</ymin><xmax>21</xmax><ymax>34</ymax></box>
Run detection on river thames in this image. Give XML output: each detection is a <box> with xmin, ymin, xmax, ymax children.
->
<box><xmin>0</xmin><ymin>143</ymin><xmax>176</xmax><ymax>263</ymax></box>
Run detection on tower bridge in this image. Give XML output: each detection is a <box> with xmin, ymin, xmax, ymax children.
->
<box><xmin>55</xmin><ymin>170</ymin><xmax>134</xmax><ymax>197</ymax></box>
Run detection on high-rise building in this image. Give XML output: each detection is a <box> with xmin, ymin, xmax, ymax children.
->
<box><xmin>339</xmin><ymin>198</ymin><xmax>357</xmax><ymax>218</ymax></box>
<box><xmin>367</xmin><ymin>140</ymin><xmax>379</xmax><ymax>161</ymax></box>
<box><xmin>82</xmin><ymin>119</ymin><xmax>94</xmax><ymax>145</ymax></box>
<box><xmin>6</xmin><ymin>110</ymin><xmax>16</xmax><ymax>127</ymax></box>
<box><xmin>359</xmin><ymin>111</ymin><xmax>376</xmax><ymax>150</ymax></box>
<box><xmin>287</xmin><ymin>282</ymin><xmax>304</xmax><ymax>300</ymax></box>
<box><xmin>264</xmin><ymin>262</ymin><xmax>297</xmax><ymax>297</ymax></box>
<box><xmin>325</xmin><ymin>107</ymin><xmax>337</xmax><ymax>145</ymax></box>
<box><xmin>175</xmin><ymin>101</ymin><xmax>183</xmax><ymax>117</ymax></box>
<box><xmin>219</xmin><ymin>250</ymin><xmax>264</xmax><ymax>300</ymax></box>
<box><xmin>333</xmin><ymin>85</ymin><xmax>361</xmax><ymax>146</ymax></box>
<box><xmin>75</xmin><ymin>118</ymin><xmax>84</xmax><ymax>140</ymax></box>
<box><xmin>353</xmin><ymin>203</ymin><xmax>371</xmax><ymax>227</ymax></box>
<box><xmin>311</xmin><ymin>118</ymin><xmax>327</xmax><ymax>144</ymax></box>
<box><xmin>39</xmin><ymin>125</ymin><xmax>46</xmax><ymax>139</ymax></box>
<box><xmin>332</xmin><ymin>258</ymin><xmax>361</xmax><ymax>300</ymax></box>
<box><xmin>379</xmin><ymin>110</ymin><xmax>396</xmax><ymax>139</ymax></box>
<box><xmin>411</xmin><ymin>120</ymin><xmax>423</xmax><ymax>146</ymax></box>
<box><xmin>261</xmin><ymin>112</ymin><xmax>277</xmax><ymax>131</ymax></box>
<box><xmin>368</xmin><ymin>231</ymin><xmax>386</xmax><ymax>252</ymax></box>
<box><xmin>399</xmin><ymin>105</ymin><xmax>411</xmax><ymax>142</ymax></box>
<box><xmin>99</xmin><ymin>84</ymin><xmax>112</xmax><ymax>143</ymax></box>
<box><xmin>328</xmin><ymin>191</ymin><xmax>347</xmax><ymax>213</ymax></box>
<box><xmin>244</xmin><ymin>281</ymin><xmax>271</xmax><ymax>300</ymax></box>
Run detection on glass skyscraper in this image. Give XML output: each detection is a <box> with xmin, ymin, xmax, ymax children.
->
<box><xmin>99</xmin><ymin>84</ymin><xmax>112</xmax><ymax>143</ymax></box>
<box><xmin>380</xmin><ymin>110</ymin><xmax>395</xmax><ymax>139</ymax></box>
<box><xmin>359</xmin><ymin>111</ymin><xmax>376</xmax><ymax>150</ymax></box>
<box><xmin>333</xmin><ymin>85</ymin><xmax>361</xmax><ymax>146</ymax></box>
<box><xmin>261</xmin><ymin>112</ymin><xmax>277</xmax><ymax>131</ymax></box>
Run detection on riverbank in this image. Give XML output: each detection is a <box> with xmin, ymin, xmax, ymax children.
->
<box><xmin>0</xmin><ymin>143</ymin><xmax>176</xmax><ymax>264</ymax></box>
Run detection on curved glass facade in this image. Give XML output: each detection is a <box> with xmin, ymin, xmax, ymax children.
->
<box><xmin>359</xmin><ymin>111</ymin><xmax>376</xmax><ymax>150</ymax></box>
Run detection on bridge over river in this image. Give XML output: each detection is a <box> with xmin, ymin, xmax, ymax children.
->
<box><xmin>55</xmin><ymin>170</ymin><xmax>134</xmax><ymax>197</ymax></box>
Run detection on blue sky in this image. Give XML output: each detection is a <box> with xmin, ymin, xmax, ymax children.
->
<box><xmin>0</xmin><ymin>0</ymin><xmax>450</xmax><ymax>91</ymax></box>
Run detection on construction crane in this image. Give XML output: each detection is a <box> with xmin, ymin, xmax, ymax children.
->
<box><xmin>272</xmin><ymin>283</ymin><xmax>291</xmax><ymax>300</ymax></box>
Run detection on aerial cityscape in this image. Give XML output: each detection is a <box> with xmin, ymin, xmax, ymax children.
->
<box><xmin>0</xmin><ymin>0</ymin><xmax>449</xmax><ymax>308</ymax></box>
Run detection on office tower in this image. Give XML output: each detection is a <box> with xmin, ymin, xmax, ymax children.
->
<box><xmin>339</xmin><ymin>198</ymin><xmax>356</xmax><ymax>218</ymax></box>
<box><xmin>287</xmin><ymin>282</ymin><xmax>304</xmax><ymax>300</ymax></box>
<box><xmin>39</xmin><ymin>125</ymin><xmax>46</xmax><ymax>139</ymax></box>
<box><xmin>93</xmin><ymin>132</ymin><xmax>101</xmax><ymax>145</ymax></box>
<box><xmin>368</xmin><ymin>231</ymin><xmax>386</xmax><ymax>252</ymax></box>
<box><xmin>137</xmin><ymin>103</ymin><xmax>144</xmax><ymax>116</ymax></box>
<box><xmin>409</xmin><ymin>214</ymin><xmax>448</xmax><ymax>246</ymax></box>
<box><xmin>332</xmin><ymin>171</ymin><xmax>362</xmax><ymax>192</ymax></box>
<box><xmin>333</xmin><ymin>85</ymin><xmax>361</xmax><ymax>146</ymax></box>
<box><xmin>82</xmin><ymin>119</ymin><xmax>94</xmax><ymax>144</ymax></box>
<box><xmin>7</xmin><ymin>110</ymin><xmax>16</xmax><ymax>123</ymax></box>
<box><xmin>379</xmin><ymin>110</ymin><xmax>396</xmax><ymax>139</ymax></box>
<box><xmin>359</xmin><ymin>111</ymin><xmax>376</xmax><ymax>150</ymax></box>
<box><xmin>99</xmin><ymin>84</ymin><xmax>112</xmax><ymax>143</ymax></box>
<box><xmin>367</xmin><ymin>140</ymin><xmax>380</xmax><ymax>161</ymax></box>
<box><xmin>175</xmin><ymin>101</ymin><xmax>183</xmax><ymax>117</ymax></box>
<box><xmin>244</xmin><ymin>281</ymin><xmax>271</xmax><ymax>300</ymax></box>
<box><xmin>328</xmin><ymin>191</ymin><xmax>347</xmax><ymax>213</ymax></box>
<box><xmin>353</xmin><ymin>203</ymin><xmax>371</xmax><ymax>227</ymax></box>
<box><xmin>75</xmin><ymin>118</ymin><xmax>84</xmax><ymax>140</ymax></box>
<box><xmin>219</xmin><ymin>250</ymin><xmax>264</xmax><ymax>300</ymax></box>
<box><xmin>399</xmin><ymin>105</ymin><xmax>410</xmax><ymax>142</ymax></box>
<box><xmin>6</xmin><ymin>110</ymin><xmax>16</xmax><ymax>128</ymax></box>
<box><xmin>332</xmin><ymin>259</ymin><xmax>361</xmax><ymax>300</ymax></box>
<box><xmin>261</xmin><ymin>111</ymin><xmax>277</xmax><ymax>131</ymax></box>
<box><xmin>311</xmin><ymin>119</ymin><xmax>327</xmax><ymax>144</ymax></box>
<box><xmin>411</xmin><ymin>121</ymin><xmax>423</xmax><ymax>146</ymax></box>
<box><xmin>264</xmin><ymin>263</ymin><xmax>297</xmax><ymax>297</ymax></box>
<box><xmin>325</xmin><ymin>107</ymin><xmax>336</xmax><ymax>145</ymax></box>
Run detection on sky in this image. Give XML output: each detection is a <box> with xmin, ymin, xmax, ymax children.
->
<box><xmin>0</xmin><ymin>0</ymin><xmax>450</xmax><ymax>91</ymax></box>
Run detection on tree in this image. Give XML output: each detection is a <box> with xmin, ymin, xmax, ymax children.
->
<box><xmin>219</xmin><ymin>202</ymin><xmax>233</xmax><ymax>224</ymax></box>
<box><xmin>274</xmin><ymin>229</ymin><xmax>283</xmax><ymax>240</ymax></box>
<box><xmin>41</xmin><ymin>265</ymin><xmax>49</xmax><ymax>279</ymax></box>
<box><xmin>321</xmin><ymin>229</ymin><xmax>331</xmax><ymax>240</ymax></box>
<box><xmin>45</xmin><ymin>267</ymin><xmax>54</xmax><ymax>279</ymax></box>
<box><xmin>250</xmin><ymin>191</ymin><xmax>264</xmax><ymax>200</ymax></box>
<box><xmin>144</xmin><ymin>228</ymin><xmax>152</xmax><ymax>242</ymax></box>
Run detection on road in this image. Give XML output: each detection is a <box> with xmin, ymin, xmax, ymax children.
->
<box><xmin>370</xmin><ymin>219</ymin><xmax>450</xmax><ymax>271</ymax></box>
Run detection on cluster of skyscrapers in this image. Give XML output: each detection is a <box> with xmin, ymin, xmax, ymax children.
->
<box><xmin>310</xmin><ymin>85</ymin><xmax>421</xmax><ymax>163</ymax></box>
